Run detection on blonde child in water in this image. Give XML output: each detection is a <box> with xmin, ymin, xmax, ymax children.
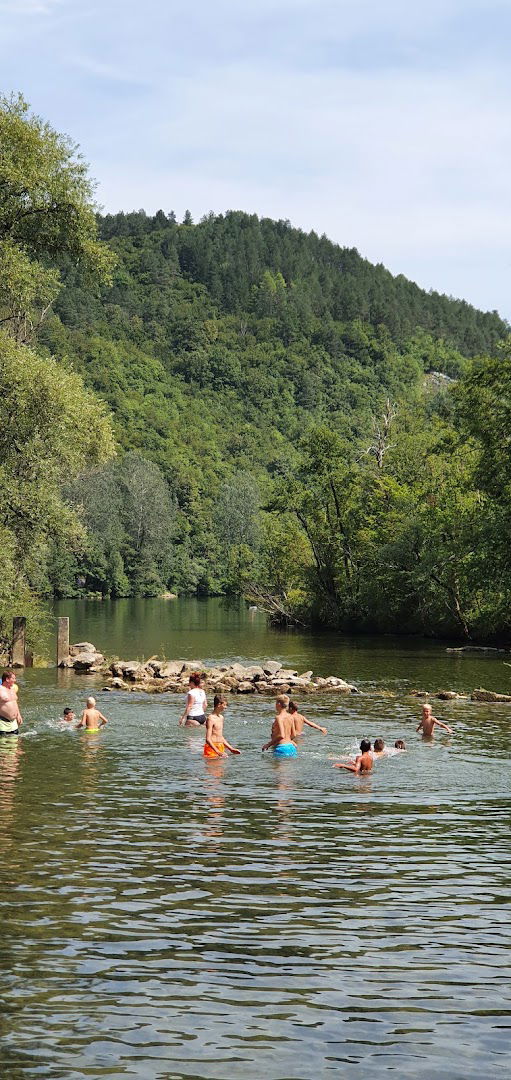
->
<box><xmin>77</xmin><ymin>697</ymin><xmax>108</xmax><ymax>732</ymax></box>
<box><xmin>417</xmin><ymin>703</ymin><xmax>453</xmax><ymax>738</ymax></box>
<box><xmin>204</xmin><ymin>695</ymin><xmax>241</xmax><ymax>758</ymax></box>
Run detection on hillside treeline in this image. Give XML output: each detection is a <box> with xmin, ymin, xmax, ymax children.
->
<box><xmin>2</xmin><ymin>96</ymin><xmax>510</xmax><ymax>645</ymax></box>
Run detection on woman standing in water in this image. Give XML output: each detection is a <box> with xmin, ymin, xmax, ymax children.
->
<box><xmin>179</xmin><ymin>672</ymin><xmax>208</xmax><ymax>727</ymax></box>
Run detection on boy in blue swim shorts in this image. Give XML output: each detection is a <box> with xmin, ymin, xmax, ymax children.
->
<box><xmin>262</xmin><ymin>695</ymin><xmax>298</xmax><ymax>757</ymax></box>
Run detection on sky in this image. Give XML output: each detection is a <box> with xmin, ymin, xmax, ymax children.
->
<box><xmin>1</xmin><ymin>0</ymin><xmax>510</xmax><ymax>318</ymax></box>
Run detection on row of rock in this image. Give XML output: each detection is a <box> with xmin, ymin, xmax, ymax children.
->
<box><xmin>105</xmin><ymin>657</ymin><xmax>359</xmax><ymax>696</ymax></box>
<box><xmin>411</xmin><ymin>687</ymin><xmax>511</xmax><ymax>703</ymax></box>
<box><xmin>59</xmin><ymin>644</ymin><xmax>358</xmax><ymax>695</ymax></box>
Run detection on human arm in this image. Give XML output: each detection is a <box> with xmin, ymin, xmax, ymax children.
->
<box><xmin>76</xmin><ymin>711</ymin><xmax>86</xmax><ymax>729</ymax></box>
<box><xmin>223</xmin><ymin>738</ymin><xmax>241</xmax><ymax>755</ymax></box>
<box><xmin>334</xmin><ymin>754</ymin><xmax>362</xmax><ymax>772</ymax></box>
<box><xmin>98</xmin><ymin>712</ymin><xmax>108</xmax><ymax>726</ymax></box>
<box><xmin>416</xmin><ymin>720</ymin><xmax>423</xmax><ymax>732</ymax></box>
<box><xmin>434</xmin><ymin>718</ymin><xmax>454</xmax><ymax>734</ymax></box>
<box><xmin>303</xmin><ymin>717</ymin><xmax>327</xmax><ymax>734</ymax></box>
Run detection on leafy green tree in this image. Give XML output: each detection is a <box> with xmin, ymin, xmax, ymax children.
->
<box><xmin>0</xmin><ymin>93</ymin><xmax>114</xmax><ymax>341</ymax></box>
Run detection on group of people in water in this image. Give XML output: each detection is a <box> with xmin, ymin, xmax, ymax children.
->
<box><xmin>0</xmin><ymin>668</ymin><xmax>454</xmax><ymax>768</ymax></box>
<box><xmin>175</xmin><ymin>673</ymin><xmax>452</xmax><ymax>766</ymax></box>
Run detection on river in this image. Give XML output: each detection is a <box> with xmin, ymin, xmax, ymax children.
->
<box><xmin>0</xmin><ymin>598</ymin><xmax>509</xmax><ymax>1078</ymax></box>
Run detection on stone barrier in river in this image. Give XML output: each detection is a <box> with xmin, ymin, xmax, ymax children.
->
<box><xmin>59</xmin><ymin>643</ymin><xmax>358</xmax><ymax>695</ymax></box>
<box><xmin>104</xmin><ymin>658</ymin><xmax>359</xmax><ymax>696</ymax></box>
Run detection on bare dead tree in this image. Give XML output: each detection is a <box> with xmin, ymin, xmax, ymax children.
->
<box><xmin>363</xmin><ymin>398</ymin><xmax>397</xmax><ymax>469</ymax></box>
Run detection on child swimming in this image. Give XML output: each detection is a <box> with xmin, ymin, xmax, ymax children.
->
<box><xmin>333</xmin><ymin>739</ymin><xmax>373</xmax><ymax>773</ymax></box>
<box><xmin>417</xmin><ymin>703</ymin><xmax>453</xmax><ymax>738</ymax></box>
<box><xmin>372</xmin><ymin>737</ymin><xmax>386</xmax><ymax>758</ymax></box>
<box><xmin>76</xmin><ymin>697</ymin><xmax>108</xmax><ymax>732</ymax></box>
<box><xmin>204</xmin><ymin>696</ymin><xmax>241</xmax><ymax>758</ymax></box>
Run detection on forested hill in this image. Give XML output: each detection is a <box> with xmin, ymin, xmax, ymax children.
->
<box><xmin>103</xmin><ymin>210</ymin><xmax>504</xmax><ymax>355</ymax></box>
<box><xmin>36</xmin><ymin>208</ymin><xmax>511</xmax><ymax>637</ymax></box>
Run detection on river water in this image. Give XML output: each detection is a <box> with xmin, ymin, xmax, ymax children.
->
<box><xmin>1</xmin><ymin>599</ymin><xmax>510</xmax><ymax>1078</ymax></box>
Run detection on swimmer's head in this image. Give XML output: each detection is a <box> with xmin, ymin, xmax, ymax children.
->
<box><xmin>213</xmin><ymin>694</ymin><xmax>227</xmax><ymax>709</ymax></box>
<box><xmin>86</xmin><ymin>696</ymin><xmax>96</xmax><ymax>708</ymax></box>
<box><xmin>395</xmin><ymin>739</ymin><xmax>406</xmax><ymax>749</ymax></box>
<box><xmin>63</xmin><ymin>707</ymin><xmax>74</xmax><ymax>719</ymax></box>
<box><xmin>1</xmin><ymin>669</ymin><xmax>15</xmax><ymax>685</ymax></box>
<box><xmin>275</xmin><ymin>694</ymin><xmax>290</xmax><ymax>710</ymax></box>
<box><xmin>373</xmin><ymin>738</ymin><xmax>385</xmax><ymax>752</ymax></box>
<box><xmin>422</xmin><ymin>703</ymin><xmax>432</xmax><ymax>716</ymax></box>
<box><xmin>360</xmin><ymin>739</ymin><xmax>372</xmax><ymax>754</ymax></box>
<box><xmin>189</xmin><ymin>672</ymin><xmax>202</xmax><ymax>687</ymax></box>
<box><xmin>288</xmin><ymin>700</ymin><xmax>298</xmax><ymax>713</ymax></box>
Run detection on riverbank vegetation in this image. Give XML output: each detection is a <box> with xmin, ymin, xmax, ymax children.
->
<box><xmin>1</xmin><ymin>95</ymin><xmax>510</xmax><ymax>645</ymax></box>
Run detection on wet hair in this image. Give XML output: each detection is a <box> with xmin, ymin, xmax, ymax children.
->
<box><xmin>276</xmin><ymin>694</ymin><xmax>290</xmax><ymax>708</ymax></box>
<box><xmin>86</xmin><ymin>696</ymin><xmax>96</xmax><ymax>707</ymax></box>
<box><xmin>189</xmin><ymin>672</ymin><xmax>202</xmax><ymax>687</ymax></box>
<box><xmin>213</xmin><ymin>695</ymin><xmax>227</xmax><ymax>709</ymax></box>
<box><xmin>360</xmin><ymin>739</ymin><xmax>372</xmax><ymax>753</ymax></box>
<box><xmin>374</xmin><ymin>738</ymin><xmax>385</xmax><ymax>752</ymax></box>
<box><xmin>1</xmin><ymin>669</ymin><xmax>15</xmax><ymax>683</ymax></box>
<box><xmin>395</xmin><ymin>739</ymin><xmax>406</xmax><ymax>749</ymax></box>
<box><xmin>288</xmin><ymin>700</ymin><xmax>298</xmax><ymax>713</ymax></box>
<box><xmin>63</xmin><ymin>707</ymin><xmax>74</xmax><ymax>717</ymax></box>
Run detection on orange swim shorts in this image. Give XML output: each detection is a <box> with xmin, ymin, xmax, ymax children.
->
<box><xmin>204</xmin><ymin>742</ymin><xmax>225</xmax><ymax>757</ymax></box>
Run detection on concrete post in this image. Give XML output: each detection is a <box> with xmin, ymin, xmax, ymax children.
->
<box><xmin>12</xmin><ymin>617</ymin><xmax>26</xmax><ymax>667</ymax></box>
<box><xmin>57</xmin><ymin>617</ymin><xmax>70</xmax><ymax>667</ymax></box>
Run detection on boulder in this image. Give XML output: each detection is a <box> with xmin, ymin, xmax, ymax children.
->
<box><xmin>237</xmin><ymin>681</ymin><xmax>256</xmax><ymax>694</ymax></box>
<box><xmin>159</xmin><ymin>661</ymin><xmax>185</xmax><ymax>678</ymax></box>
<box><xmin>108</xmin><ymin>676</ymin><xmax>130</xmax><ymax>690</ymax></box>
<box><xmin>471</xmin><ymin>688</ymin><xmax>511</xmax><ymax>702</ymax></box>
<box><xmin>263</xmin><ymin>660</ymin><xmax>281</xmax><ymax>675</ymax></box>
<box><xmin>299</xmin><ymin>671</ymin><xmax>313</xmax><ymax>681</ymax></box>
<box><xmin>435</xmin><ymin>690</ymin><xmax>464</xmax><ymax>700</ymax></box>
<box><xmin>72</xmin><ymin>652</ymin><xmax>104</xmax><ymax>672</ymax></box>
<box><xmin>230</xmin><ymin>663</ymin><xmax>250</xmax><ymax>678</ymax></box>
<box><xmin>323</xmin><ymin>677</ymin><xmax>358</xmax><ymax>693</ymax></box>
<box><xmin>70</xmin><ymin>642</ymin><xmax>97</xmax><ymax>656</ymax></box>
<box><xmin>121</xmin><ymin>661</ymin><xmax>149</xmax><ymax>681</ymax></box>
<box><xmin>275</xmin><ymin>668</ymin><xmax>298</xmax><ymax>680</ymax></box>
<box><xmin>245</xmin><ymin>665</ymin><xmax>266</xmax><ymax>680</ymax></box>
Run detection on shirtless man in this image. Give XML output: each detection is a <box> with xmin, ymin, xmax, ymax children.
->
<box><xmin>204</xmin><ymin>695</ymin><xmax>240</xmax><ymax>757</ymax></box>
<box><xmin>417</xmin><ymin>703</ymin><xmax>453</xmax><ymax>738</ymax></box>
<box><xmin>0</xmin><ymin>670</ymin><xmax>23</xmax><ymax>736</ymax></box>
<box><xmin>288</xmin><ymin>701</ymin><xmax>327</xmax><ymax>738</ymax></box>
<box><xmin>262</xmin><ymin>695</ymin><xmax>298</xmax><ymax>757</ymax></box>
<box><xmin>333</xmin><ymin>739</ymin><xmax>373</xmax><ymax>773</ymax></box>
<box><xmin>76</xmin><ymin>697</ymin><xmax>108</xmax><ymax>732</ymax></box>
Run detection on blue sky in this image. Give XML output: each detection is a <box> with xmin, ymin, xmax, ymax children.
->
<box><xmin>1</xmin><ymin>0</ymin><xmax>510</xmax><ymax>318</ymax></box>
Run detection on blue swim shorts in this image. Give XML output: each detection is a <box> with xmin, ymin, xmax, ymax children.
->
<box><xmin>273</xmin><ymin>742</ymin><xmax>297</xmax><ymax>758</ymax></box>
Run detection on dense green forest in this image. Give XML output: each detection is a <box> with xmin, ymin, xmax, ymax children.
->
<box><xmin>2</xmin><ymin>95</ymin><xmax>511</xmax><ymax>647</ymax></box>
